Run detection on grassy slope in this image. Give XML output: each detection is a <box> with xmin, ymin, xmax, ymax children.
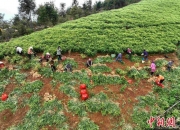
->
<box><xmin>0</xmin><ymin>0</ymin><xmax>180</xmax><ymax>58</ymax></box>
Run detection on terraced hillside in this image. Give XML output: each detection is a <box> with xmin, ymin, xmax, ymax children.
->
<box><xmin>0</xmin><ymin>0</ymin><xmax>180</xmax><ymax>58</ymax></box>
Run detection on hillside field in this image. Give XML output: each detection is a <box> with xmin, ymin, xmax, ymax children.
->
<box><xmin>0</xmin><ymin>0</ymin><xmax>180</xmax><ymax>58</ymax></box>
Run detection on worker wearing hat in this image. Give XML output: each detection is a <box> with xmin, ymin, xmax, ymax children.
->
<box><xmin>45</xmin><ymin>52</ymin><xmax>51</xmax><ymax>62</ymax></box>
<box><xmin>15</xmin><ymin>46</ymin><xmax>23</xmax><ymax>55</ymax></box>
<box><xmin>27</xmin><ymin>46</ymin><xmax>34</xmax><ymax>59</ymax></box>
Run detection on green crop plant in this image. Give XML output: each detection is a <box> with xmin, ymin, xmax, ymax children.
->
<box><xmin>92</xmin><ymin>74</ymin><xmax>127</xmax><ymax>86</ymax></box>
<box><xmin>0</xmin><ymin>0</ymin><xmax>180</xmax><ymax>58</ymax></box>
<box><xmin>154</xmin><ymin>59</ymin><xmax>168</xmax><ymax>68</ymax></box>
<box><xmin>94</xmin><ymin>55</ymin><xmax>113</xmax><ymax>64</ymax></box>
<box><xmin>132</xmin><ymin>67</ymin><xmax>180</xmax><ymax>129</ymax></box>
<box><xmin>59</xmin><ymin>84</ymin><xmax>79</xmax><ymax>98</ymax></box>
<box><xmin>38</xmin><ymin>67</ymin><xmax>53</xmax><ymax>78</ymax></box>
<box><xmin>14</xmin><ymin>72</ymin><xmax>28</xmax><ymax>85</ymax></box>
<box><xmin>115</xmin><ymin>68</ymin><xmax>127</xmax><ymax>76</ymax></box>
<box><xmin>67</xmin><ymin>99</ymin><xmax>87</xmax><ymax>117</ymax></box>
<box><xmin>120</xmin><ymin>85</ymin><xmax>128</xmax><ymax>93</ymax></box>
<box><xmin>22</xmin><ymin>80</ymin><xmax>43</xmax><ymax>93</ymax></box>
<box><xmin>127</xmin><ymin>67</ymin><xmax>149</xmax><ymax>79</ymax></box>
<box><xmin>77</xmin><ymin>117</ymin><xmax>99</xmax><ymax>130</ymax></box>
<box><xmin>53</xmin><ymin>72</ymin><xmax>74</xmax><ymax>83</ymax></box>
<box><xmin>90</xmin><ymin>64</ymin><xmax>111</xmax><ymax>74</ymax></box>
<box><xmin>62</xmin><ymin>58</ymin><xmax>78</xmax><ymax>68</ymax></box>
<box><xmin>85</xmin><ymin>92</ymin><xmax>120</xmax><ymax>116</ymax></box>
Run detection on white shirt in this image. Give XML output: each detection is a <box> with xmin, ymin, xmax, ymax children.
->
<box><xmin>16</xmin><ymin>47</ymin><xmax>23</xmax><ymax>53</ymax></box>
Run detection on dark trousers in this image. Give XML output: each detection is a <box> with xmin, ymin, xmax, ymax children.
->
<box><xmin>128</xmin><ymin>53</ymin><xmax>132</xmax><ymax>59</ymax></box>
<box><xmin>167</xmin><ymin>66</ymin><xmax>172</xmax><ymax>71</ymax></box>
<box><xmin>144</xmin><ymin>56</ymin><xmax>148</xmax><ymax>61</ymax></box>
<box><xmin>51</xmin><ymin>65</ymin><xmax>56</xmax><ymax>72</ymax></box>
<box><xmin>28</xmin><ymin>54</ymin><xmax>32</xmax><ymax>59</ymax></box>
<box><xmin>64</xmin><ymin>67</ymin><xmax>72</xmax><ymax>72</ymax></box>
<box><xmin>151</xmin><ymin>72</ymin><xmax>154</xmax><ymax>75</ymax></box>
<box><xmin>17</xmin><ymin>51</ymin><xmax>23</xmax><ymax>55</ymax></box>
<box><xmin>57</xmin><ymin>55</ymin><xmax>61</xmax><ymax>61</ymax></box>
<box><xmin>86</xmin><ymin>63</ymin><xmax>92</xmax><ymax>67</ymax></box>
<box><xmin>160</xmin><ymin>79</ymin><xmax>164</xmax><ymax>83</ymax></box>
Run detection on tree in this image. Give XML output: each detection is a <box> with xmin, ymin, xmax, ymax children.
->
<box><xmin>82</xmin><ymin>0</ymin><xmax>92</xmax><ymax>16</ymax></box>
<box><xmin>18</xmin><ymin>0</ymin><xmax>36</xmax><ymax>21</ymax></box>
<box><xmin>60</xmin><ymin>3</ymin><xmax>66</xmax><ymax>17</ymax></box>
<box><xmin>72</xmin><ymin>0</ymin><xmax>79</xmax><ymax>7</ymax></box>
<box><xmin>93</xmin><ymin>1</ymin><xmax>103</xmax><ymax>12</ymax></box>
<box><xmin>36</xmin><ymin>2</ymin><xmax>58</xmax><ymax>26</ymax></box>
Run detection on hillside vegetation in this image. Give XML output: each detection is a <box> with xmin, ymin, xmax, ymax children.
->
<box><xmin>0</xmin><ymin>0</ymin><xmax>180</xmax><ymax>58</ymax></box>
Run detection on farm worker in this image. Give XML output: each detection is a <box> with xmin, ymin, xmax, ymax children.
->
<box><xmin>15</xmin><ymin>46</ymin><xmax>23</xmax><ymax>55</ymax></box>
<box><xmin>49</xmin><ymin>60</ymin><xmax>56</xmax><ymax>72</ymax></box>
<box><xmin>127</xmin><ymin>48</ymin><xmax>132</xmax><ymax>60</ymax></box>
<box><xmin>116</xmin><ymin>53</ymin><xmax>122</xmax><ymax>62</ymax></box>
<box><xmin>64</xmin><ymin>63</ymin><xmax>72</xmax><ymax>72</ymax></box>
<box><xmin>167</xmin><ymin>60</ymin><xmax>174</xmax><ymax>72</ymax></box>
<box><xmin>155</xmin><ymin>74</ymin><xmax>165</xmax><ymax>88</ymax></box>
<box><xmin>150</xmin><ymin>61</ymin><xmax>156</xmax><ymax>75</ymax></box>
<box><xmin>39</xmin><ymin>55</ymin><xmax>44</xmax><ymax>63</ymax></box>
<box><xmin>86</xmin><ymin>58</ymin><xmax>93</xmax><ymax>67</ymax></box>
<box><xmin>27</xmin><ymin>46</ymin><xmax>34</xmax><ymax>59</ymax></box>
<box><xmin>57</xmin><ymin>46</ymin><xmax>62</xmax><ymax>62</ymax></box>
<box><xmin>142</xmin><ymin>50</ymin><xmax>148</xmax><ymax>61</ymax></box>
<box><xmin>45</xmin><ymin>52</ymin><xmax>51</xmax><ymax>62</ymax></box>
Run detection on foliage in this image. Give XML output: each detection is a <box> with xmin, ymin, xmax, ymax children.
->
<box><xmin>37</xmin><ymin>2</ymin><xmax>58</xmax><ymax>26</ymax></box>
<box><xmin>62</xmin><ymin>58</ymin><xmax>78</xmax><ymax>68</ymax></box>
<box><xmin>154</xmin><ymin>59</ymin><xmax>168</xmax><ymax>68</ymax></box>
<box><xmin>77</xmin><ymin>117</ymin><xmax>99</xmax><ymax>130</ymax></box>
<box><xmin>14</xmin><ymin>71</ymin><xmax>28</xmax><ymax>85</ymax></box>
<box><xmin>93</xmin><ymin>55</ymin><xmax>113</xmax><ymax>64</ymax></box>
<box><xmin>132</xmin><ymin>67</ymin><xmax>180</xmax><ymax>129</ymax></box>
<box><xmin>92</xmin><ymin>74</ymin><xmax>127</xmax><ymax>86</ymax></box>
<box><xmin>127</xmin><ymin>67</ymin><xmax>149</xmax><ymax>79</ymax></box>
<box><xmin>22</xmin><ymin>80</ymin><xmax>43</xmax><ymax>93</ymax></box>
<box><xmin>90</xmin><ymin>64</ymin><xmax>111</xmax><ymax>74</ymax></box>
<box><xmin>18</xmin><ymin>0</ymin><xmax>36</xmax><ymax>21</ymax></box>
<box><xmin>59</xmin><ymin>84</ymin><xmax>79</xmax><ymax>98</ymax></box>
<box><xmin>38</xmin><ymin>67</ymin><xmax>53</xmax><ymax>78</ymax></box>
<box><xmin>85</xmin><ymin>92</ymin><xmax>121</xmax><ymax>116</ymax></box>
<box><xmin>68</xmin><ymin>99</ymin><xmax>87</xmax><ymax>116</ymax></box>
<box><xmin>53</xmin><ymin>72</ymin><xmax>74</xmax><ymax>83</ymax></box>
<box><xmin>12</xmin><ymin>94</ymin><xmax>66</xmax><ymax>129</ymax></box>
<box><xmin>1</xmin><ymin>0</ymin><xmax>179</xmax><ymax>57</ymax></box>
<box><xmin>116</xmin><ymin>68</ymin><xmax>127</xmax><ymax>75</ymax></box>
<box><xmin>0</xmin><ymin>88</ymin><xmax>23</xmax><ymax>112</ymax></box>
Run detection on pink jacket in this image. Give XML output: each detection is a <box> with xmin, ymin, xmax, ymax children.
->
<box><xmin>150</xmin><ymin>63</ymin><xmax>156</xmax><ymax>72</ymax></box>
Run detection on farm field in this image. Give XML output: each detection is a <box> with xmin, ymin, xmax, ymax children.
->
<box><xmin>0</xmin><ymin>52</ymin><xmax>180</xmax><ymax>130</ymax></box>
<box><xmin>0</xmin><ymin>0</ymin><xmax>180</xmax><ymax>129</ymax></box>
<box><xmin>0</xmin><ymin>0</ymin><xmax>180</xmax><ymax>58</ymax></box>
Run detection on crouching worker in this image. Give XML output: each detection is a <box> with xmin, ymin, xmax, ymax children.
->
<box><xmin>142</xmin><ymin>50</ymin><xmax>148</xmax><ymax>61</ymax></box>
<box><xmin>155</xmin><ymin>74</ymin><xmax>165</xmax><ymax>88</ymax></box>
<box><xmin>27</xmin><ymin>47</ymin><xmax>34</xmax><ymax>59</ymax></box>
<box><xmin>64</xmin><ymin>63</ymin><xmax>72</xmax><ymax>72</ymax></box>
<box><xmin>116</xmin><ymin>53</ymin><xmax>123</xmax><ymax>62</ymax></box>
<box><xmin>45</xmin><ymin>52</ymin><xmax>51</xmax><ymax>62</ymax></box>
<box><xmin>86</xmin><ymin>58</ymin><xmax>93</xmax><ymax>67</ymax></box>
<box><xmin>15</xmin><ymin>46</ymin><xmax>23</xmax><ymax>55</ymax></box>
<box><xmin>167</xmin><ymin>60</ymin><xmax>174</xmax><ymax>72</ymax></box>
<box><xmin>49</xmin><ymin>60</ymin><xmax>56</xmax><ymax>72</ymax></box>
<box><xmin>127</xmin><ymin>48</ymin><xmax>132</xmax><ymax>60</ymax></box>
